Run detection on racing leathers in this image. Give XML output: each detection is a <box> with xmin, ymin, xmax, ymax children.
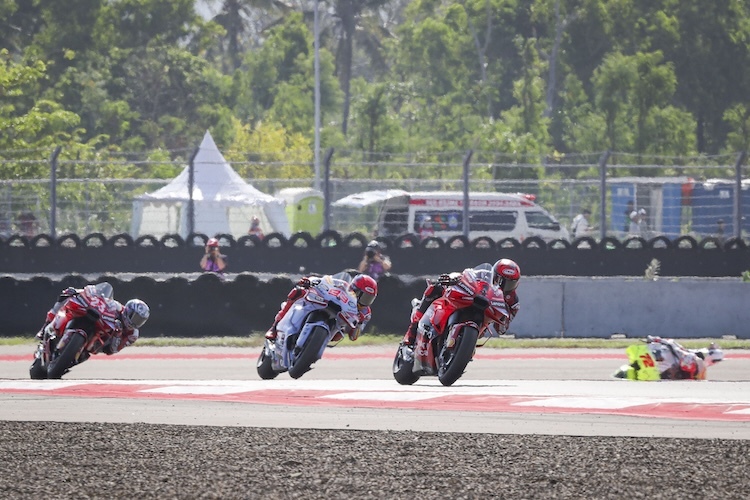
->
<box><xmin>646</xmin><ymin>336</ymin><xmax>707</xmax><ymax>380</ymax></box>
<box><xmin>401</xmin><ymin>272</ymin><xmax>519</xmax><ymax>347</ymax></box>
<box><xmin>38</xmin><ymin>285</ymin><xmax>139</xmax><ymax>358</ymax></box>
<box><xmin>265</xmin><ymin>276</ymin><xmax>372</xmax><ymax>342</ymax></box>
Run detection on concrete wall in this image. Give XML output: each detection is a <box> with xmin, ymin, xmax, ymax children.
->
<box><xmin>1</xmin><ymin>274</ymin><xmax>747</xmax><ymax>339</ymax></box>
<box><xmin>513</xmin><ymin>278</ymin><xmax>748</xmax><ymax>338</ymax></box>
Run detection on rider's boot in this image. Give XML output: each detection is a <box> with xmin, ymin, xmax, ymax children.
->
<box><xmin>264</xmin><ymin>299</ymin><xmax>292</xmax><ymax>340</ymax></box>
<box><xmin>401</xmin><ymin>311</ymin><xmax>423</xmax><ymax>347</ymax></box>
<box><xmin>265</xmin><ymin>286</ymin><xmax>308</xmax><ymax>340</ymax></box>
<box><xmin>35</xmin><ymin>324</ymin><xmax>47</xmax><ymax>340</ymax></box>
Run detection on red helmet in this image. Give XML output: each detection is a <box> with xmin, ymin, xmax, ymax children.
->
<box><xmin>207</xmin><ymin>237</ymin><xmax>220</xmax><ymax>248</ymax></box>
<box><xmin>492</xmin><ymin>259</ymin><xmax>521</xmax><ymax>293</ymax></box>
<box><xmin>350</xmin><ymin>274</ymin><xmax>378</xmax><ymax>307</ymax></box>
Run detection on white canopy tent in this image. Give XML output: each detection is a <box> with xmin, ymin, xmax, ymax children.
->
<box><xmin>131</xmin><ymin>131</ymin><xmax>290</xmax><ymax>238</ymax></box>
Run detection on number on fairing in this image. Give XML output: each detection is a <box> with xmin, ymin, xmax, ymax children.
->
<box><xmin>639</xmin><ymin>354</ymin><xmax>655</xmax><ymax>368</ymax></box>
<box><xmin>328</xmin><ymin>288</ymin><xmax>350</xmax><ymax>303</ymax></box>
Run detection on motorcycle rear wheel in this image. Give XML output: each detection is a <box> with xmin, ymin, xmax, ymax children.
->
<box><xmin>256</xmin><ymin>344</ymin><xmax>279</xmax><ymax>380</ymax></box>
<box><xmin>47</xmin><ymin>334</ymin><xmax>86</xmax><ymax>379</ymax></box>
<box><xmin>288</xmin><ymin>326</ymin><xmax>328</xmax><ymax>379</ymax></box>
<box><xmin>437</xmin><ymin>326</ymin><xmax>479</xmax><ymax>386</ymax></box>
<box><xmin>29</xmin><ymin>357</ymin><xmax>47</xmax><ymax>380</ymax></box>
<box><xmin>393</xmin><ymin>345</ymin><xmax>420</xmax><ymax>385</ymax></box>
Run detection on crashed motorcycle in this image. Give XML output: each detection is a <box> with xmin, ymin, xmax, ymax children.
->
<box><xmin>614</xmin><ymin>338</ymin><xmax>724</xmax><ymax>380</ymax></box>
<box><xmin>257</xmin><ymin>272</ymin><xmax>361</xmax><ymax>380</ymax></box>
<box><xmin>393</xmin><ymin>263</ymin><xmax>509</xmax><ymax>387</ymax></box>
<box><xmin>30</xmin><ymin>284</ymin><xmax>121</xmax><ymax>380</ymax></box>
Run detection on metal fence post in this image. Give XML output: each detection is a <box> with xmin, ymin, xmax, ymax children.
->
<box><xmin>598</xmin><ymin>150</ymin><xmax>611</xmax><ymax>240</ymax></box>
<box><xmin>187</xmin><ymin>146</ymin><xmax>199</xmax><ymax>237</ymax></box>
<box><xmin>323</xmin><ymin>148</ymin><xmax>335</xmax><ymax>232</ymax></box>
<box><xmin>49</xmin><ymin>146</ymin><xmax>62</xmax><ymax>239</ymax></box>
<box><xmin>734</xmin><ymin>151</ymin><xmax>747</xmax><ymax>240</ymax></box>
<box><xmin>462</xmin><ymin>149</ymin><xmax>473</xmax><ymax>239</ymax></box>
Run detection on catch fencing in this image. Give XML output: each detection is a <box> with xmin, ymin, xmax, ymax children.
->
<box><xmin>0</xmin><ymin>147</ymin><xmax>747</xmax><ymax>242</ymax></box>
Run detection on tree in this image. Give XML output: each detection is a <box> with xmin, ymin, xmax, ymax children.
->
<box><xmin>233</xmin><ymin>13</ymin><xmax>341</xmax><ymax>139</ymax></box>
<box><xmin>206</xmin><ymin>0</ymin><xmax>291</xmax><ymax>71</ymax></box>
<box><xmin>0</xmin><ymin>50</ymin><xmax>82</xmax><ymax>161</ymax></box>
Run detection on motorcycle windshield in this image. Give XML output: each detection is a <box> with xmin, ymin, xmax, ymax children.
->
<box><xmin>330</xmin><ymin>271</ymin><xmax>354</xmax><ymax>284</ymax></box>
<box><xmin>464</xmin><ymin>264</ymin><xmax>493</xmax><ymax>288</ymax></box>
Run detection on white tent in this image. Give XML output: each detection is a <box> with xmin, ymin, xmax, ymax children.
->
<box><xmin>131</xmin><ymin>131</ymin><xmax>290</xmax><ymax>238</ymax></box>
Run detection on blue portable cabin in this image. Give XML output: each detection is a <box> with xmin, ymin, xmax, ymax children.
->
<box><xmin>691</xmin><ymin>180</ymin><xmax>734</xmax><ymax>237</ymax></box>
<box><xmin>609</xmin><ymin>177</ymin><xmax>688</xmax><ymax>238</ymax></box>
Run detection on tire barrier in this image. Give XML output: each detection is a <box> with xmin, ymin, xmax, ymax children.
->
<box><xmin>2</xmin><ymin>273</ymin><xmax>747</xmax><ymax>339</ymax></box>
<box><xmin>1</xmin><ymin>231</ymin><xmax>749</xmax><ymax>277</ymax></box>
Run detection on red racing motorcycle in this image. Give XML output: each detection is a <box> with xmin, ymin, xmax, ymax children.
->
<box><xmin>30</xmin><ymin>283</ymin><xmax>122</xmax><ymax>379</ymax></box>
<box><xmin>393</xmin><ymin>263</ymin><xmax>509</xmax><ymax>386</ymax></box>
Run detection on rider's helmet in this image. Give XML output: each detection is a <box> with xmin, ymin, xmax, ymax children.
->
<box><xmin>123</xmin><ymin>299</ymin><xmax>150</xmax><ymax>329</ymax></box>
<box><xmin>207</xmin><ymin>237</ymin><xmax>220</xmax><ymax>248</ymax></box>
<box><xmin>492</xmin><ymin>258</ymin><xmax>521</xmax><ymax>293</ymax></box>
<box><xmin>350</xmin><ymin>274</ymin><xmax>378</xmax><ymax>307</ymax></box>
<box><xmin>707</xmin><ymin>343</ymin><xmax>724</xmax><ymax>363</ymax></box>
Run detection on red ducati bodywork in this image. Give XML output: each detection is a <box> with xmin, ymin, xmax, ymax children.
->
<box><xmin>395</xmin><ymin>264</ymin><xmax>509</xmax><ymax>386</ymax></box>
<box><xmin>31</xmin><ymin>285</ymin><xmax>121</xmax><ymax>379</ymax></box>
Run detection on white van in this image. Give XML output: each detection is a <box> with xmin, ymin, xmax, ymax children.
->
<box><xmin>332</xmin><ymin>190</ymin><xmax>569</xmax><ymax>242</ymax></box>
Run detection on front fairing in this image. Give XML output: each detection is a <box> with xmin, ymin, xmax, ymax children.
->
<box><xmin>274</xmin><ymin>277</ymin><xmax>359</xmax><ymax>370</ymax></box>
<box><xmin>426</xmin><ymin>268</ymin><xmax>507</xmax><ymax>335</ymax></box>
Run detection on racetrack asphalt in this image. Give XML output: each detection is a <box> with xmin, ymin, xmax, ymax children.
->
<box><xmin>1</xmin><ymin>344</ymin><xmax>749</xmax><ymax>499</ymax></box>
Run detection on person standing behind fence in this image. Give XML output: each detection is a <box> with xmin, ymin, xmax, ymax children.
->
<box><xmin>715</xmin><ymin>219</ymin><xmax>726</xmax><ymax>243</ymax></box>
<box><xmin>623</xmin><ymin>200</ymin><xmax>634</xmax><ymax>234</ymax></box>
<box><xmin>571</xmin><ymin>208</ymin><xmax>593</xmax><ymax>239</ymax></box>
<box><xmin>629</xmin><ymin>208</ymin><xmax>648</xmax><ymax>238</ymax></box>
<box><xmin>248</xmin><ymin>216</ymin><xmax>264</xmax><ymax>240</ymax></box>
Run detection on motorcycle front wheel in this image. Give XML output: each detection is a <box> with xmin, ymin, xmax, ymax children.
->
<box><xmin>256</xmin><ymin>344</ymin><xmax>279</xmax><ymax>380</ymax></box>
<box><xmin>29</xmin><ymin>356</ymin><xmax>47</xmax><ymax>380</ymax></box>
<box><xmin>437</xmin><ymin>326</ymin><xmax>479</xmax><ymax>386</ymax></box>
<box><xmin>288</xmin><ymin>326</ymin><xmax>328</xmax><ymax>379</ymax></box>
<box><xmin>46</xmin><ymin>334</ymin><xmax>86</xmax><ymax>379</ymax></box>
<box><xmin>393</xmin><ymin>344</ymin><xmax>420</xmax><ymax>385</ymax></box>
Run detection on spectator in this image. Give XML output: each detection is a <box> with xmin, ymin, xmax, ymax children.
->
<box><xmin>248</xmin><ymin>216</ymin><xmax>264</xmax><ymax>240</ymax></box>
<box><xmin>357</xmin><ymin>240</ymin><xmax>392</xmax><ymax>281</ymax></box>
<box><xmin>570</xmin><ymin>208</ymin><xmax>593</xmax><ymax>239</ymax></box>
<box><xmin>629</xmin><ymin>208</ymin><xmax>648</xmax><ymax>237</ymax></box>
<box><xmin>200</xmin><ymin>237</ymin><xmax>227</xmax><ymax>277</ymax></box>
<box><xmin>417</xmin><ymin>215</ymin><xmax>435</xmax><ymax>240</ymax></box>
<box><xmin>715</xmin><ymin>219</ymin><xmax>726</xmax><ymax>243</ymax></box>
<box><xmin>18</xmin><ymin>211</ymin><xmax>37</xmax><ymax>238</ymax></box>
<box><xmin>623</xmin><ymin>200</ymin><xmax>634</xmax><ymax>233</ymax></box>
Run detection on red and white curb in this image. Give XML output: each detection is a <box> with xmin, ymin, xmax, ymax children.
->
<box><xmin>2</xmin><ymin>379</ymin><xmax>749</xmax><ymax>422</ymax></box>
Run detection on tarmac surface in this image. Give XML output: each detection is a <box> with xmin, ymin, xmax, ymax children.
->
<box><xmin>1</xmin><ymin>344</ymin><xmax>749</xmax><ymax>498</ymax></box>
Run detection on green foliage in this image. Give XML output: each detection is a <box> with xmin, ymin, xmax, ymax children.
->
<box><xmin>1</xmin><ymin>0</ymin><xmax>750</xmax><ymax>181</ymax></box>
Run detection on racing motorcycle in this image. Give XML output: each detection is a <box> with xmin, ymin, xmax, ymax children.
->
<box><xmin>393</xmin><ymin>263</ymin><xmax>509</xmax><ymax>387</ymax></box>
<box><xmin>613</xmin><ymin>337</ymin><xmax>724</xmax><ymax>380</ymax></box>
<box><xmin>257</xmin><ymin>272</ymin><xmax>361</xmax><ymax>380</ymax></box>
<box><xmin>30</xmin><ymin>283</ymin><xmax>121</xmax><ymax>380</ymax></box>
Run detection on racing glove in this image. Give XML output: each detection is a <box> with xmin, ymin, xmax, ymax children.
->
<box><xmin>297</xmin><ymin>277</ymin><xmax>312</xmax><ymax>288</ymax></box>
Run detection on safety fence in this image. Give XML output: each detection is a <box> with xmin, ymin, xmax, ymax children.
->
<box><xmin>1</xmin><ymin>231</ymin><xmax>748</xmax><ymax>277</ymax></box>
<box><xmin>1</xmin><ymin>148</ymin><xmax>748</xmax><ymax>242</ymax></box>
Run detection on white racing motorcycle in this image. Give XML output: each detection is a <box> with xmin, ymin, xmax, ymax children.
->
<box><xmin>256</xmin><ymin>272</ymin><xmax>360</xmax><ymax>379</ymax></box>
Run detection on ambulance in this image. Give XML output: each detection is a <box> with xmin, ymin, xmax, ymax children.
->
<box><xmin>332</xmin><ymin>190</ymin><xmax>569</xmax><ymax>242</ymax></box>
